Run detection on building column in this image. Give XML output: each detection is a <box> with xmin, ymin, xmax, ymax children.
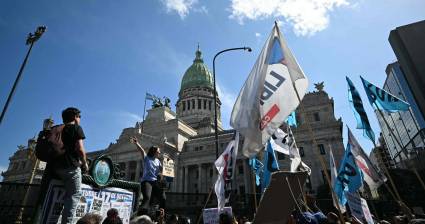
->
<box><xmin>125</xmin><ymin>162</ymin><xmax>130</xmax><ymax>181</ymax></box>
<box><xmin>184</xmin><ymin>166</ymin><xmax>189</xmax><ymax>193</ymax></box>
<box><xmin>243</xmin><ymin>159</ymin><xmax>249</xmax><ymax>194</ymax></box>
<box><xmin>198</xmin><ymin>164</ymin><xmax>202</xmax><ymax>193</ymax></box>
<box><xmin>177</xmin><ymin>164</ymin><xmax>183</xmax><ymax>192</ymax></box>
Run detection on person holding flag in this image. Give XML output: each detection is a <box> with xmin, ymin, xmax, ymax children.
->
<box><xmin>231</xmin><ymin>22</ymin><xmax>308</xmax><ymax>158</ymax></box>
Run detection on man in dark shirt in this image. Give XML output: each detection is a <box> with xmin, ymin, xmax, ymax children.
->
<box><xmin>54</xmin><ymin>107</ymin><xmax>88</xmax><ymax>224</ymax></box>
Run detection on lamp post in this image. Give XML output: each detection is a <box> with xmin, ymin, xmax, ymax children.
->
<box><xmin>213</xmin><ymin>47</ymin><xmax>251</xmax><ymax>159</ymax></box>
<box><xmin>0</xmin><ymin>26</ymin><xmax>46</xmax><ymax>126</ymax></box>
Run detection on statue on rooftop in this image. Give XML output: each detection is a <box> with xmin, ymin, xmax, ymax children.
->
<box><xmin>314</xmin><ymin>82</ymin><xmax>324</xmax><ymax>92</ymax></box>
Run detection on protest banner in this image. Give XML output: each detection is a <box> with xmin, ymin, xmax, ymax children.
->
<box><xmin>40</xmin><ymin>179</ymin><xmax>134</xmax><ymax>224</ymax></box>
<box><xmin>202</xmin><ymin>207</ymin><xmax>232</xmax><ymax>224</ymax></box>
<box><xmin>346</xmin><ymin>192</ymin><xmax>374</xmax><ymax>224</ymax></box>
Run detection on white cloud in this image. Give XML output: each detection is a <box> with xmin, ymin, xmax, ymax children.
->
<box><xmin>229</xmin><ymin>0</ymin><xmax>350</xmax><ymax>36</ymax></box>
<box><xmin>160</xmin><ymin>0</ymin><xmax>199</xmax><ymax>19</ymax></box>
<box><xmin>255</xmin><ymin>32</ymin><xmax>261</xmax><ymax>37</ymax></box>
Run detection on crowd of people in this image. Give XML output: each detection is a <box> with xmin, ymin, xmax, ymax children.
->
<box><xmin>35</xmin><ymin>107</ymin><xmax>425</xmax><ymax>224</ymax></box>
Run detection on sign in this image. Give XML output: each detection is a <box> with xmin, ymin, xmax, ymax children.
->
<box><xmin>361</xmin><ymin>198</ymin><xmax>374</xmax><ymax>224</ymax></box>
<box><xmin>202</xmin><ymin>207</ymin><xmax>232</xmax><ymax>224</ymax></box>
<box><xmin>162</xmin><ymin>157</ymin><xmax>174</xmax><ymax>178</ymax></box>
<box><xmin>40</xmin><ymin>180</ymin><xmax>134</xmax><ymax>224</ymax></box>
<box><xmin>346</xmin><ymin>192</ymin><xmax>374</xmax><ymax>224</ymax></box>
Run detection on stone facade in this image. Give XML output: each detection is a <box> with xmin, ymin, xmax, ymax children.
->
<box><xmin>2</xmin><ymin>47</ymin><xmax>346</xmax><ymax>201</ymax></box>
<box><xmin>1</xmin><ymin>137</ymin><xmax>45</xmax><ymax>184</ymax></box>
<box><xmin>278</xmin><ymin>89</ymin><xmax>345</xmax><ymax>193</ymax></box>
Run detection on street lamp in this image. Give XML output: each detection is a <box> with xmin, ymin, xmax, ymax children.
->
<box><xmin>213</xmin><ymin>47</ymin><xmax>252</xmax><ymax>158</ymax></box>
<box><xmin>0</xmin><ymin>26</ymin><xmax>46</xmax><ymax>126</ymax></box>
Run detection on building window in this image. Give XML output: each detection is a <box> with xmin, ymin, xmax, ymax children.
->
<box><xmin>199</xmin><ymin>146</ymin><xmax>204</xmax><ymax>150</ymax></box>
<box><xmin>21</xmin><ymin>161</ymin><xmax>26</xmax><ymax>170</ymax></box>
<box><xmin>182</xmin><ymin>101</ymin><xmax>186</xmax><ymax>111</ymax></box>
<box><xmin>187</xmin><ymin>101</ymin><xmax>190</xmax><ymax>110</ymax></box>
<box><xmin>239</xmin><ymin>186</ymin><xmax>245</xmax><ymax>195</ymax></box>
<box><xmin>277</xmin><ymin>152</ymin><xmax>285</xmax><ymax>160</ymax></box>
<box><xmin>209</xmin><ymin>101</ymin><xmax>212</xmax><ymax>110</ymax></box>
<box><xmin>210</xmin><ymin>169</ymin><xmax>213</xmax><ymax>177</ymax></box>
<box><xmin>198</xmin><ymin>99</ymin><xmax>202</xmax><ymax>109</ymax></box>
<box><xmin>314</xmin><ymin>112</ymin><xmax>320</xmax><ymax>121</ymax></box>
<box><xmin>318</xmin><ymin>144</ymin><xmax>326</xmax><ymax>155</ymax></box>
<box><xmin>129</xmin><ymin>161</ymin><xmax>137</xmax><ymax>170</ymax></box>
<box><xmin>204</xmin><ymin>100</ymin><xmax>207</xmax><ymax>109</ymax></box>
<box><xmin>196</xmin><ymin>170</ymin><xmax>199</xmax><ymax>179</ymax></box>
<box><xmin>238</xmin><ymin>165</ymin><xmax>244</xmax><ymax>174</ymax></box>
<box><xmin>192</xmin><ymin>99</ymin><xmax>195</xmax><ymax>109</ymax></box>
<box><xmin>299</xmin><ymin>147</ymin><xmax>305</xmax><ymax>157</ymax></box>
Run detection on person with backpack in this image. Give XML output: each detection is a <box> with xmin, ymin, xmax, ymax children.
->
<box><xmin>35</xmin><ymin>107</ymin><xmax>88</xmax><ymax>224</ymax></box>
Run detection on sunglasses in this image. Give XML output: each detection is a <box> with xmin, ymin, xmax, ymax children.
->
<box><xmin>76</xmin><ymin>115</ymin><xmax>81</xmax><ymax>118</ymax></box>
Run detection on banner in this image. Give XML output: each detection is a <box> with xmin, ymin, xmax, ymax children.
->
<box><xmin>330</xmin><ymin>149</ymin><xmax>346</xmax><ymax>213</ymax></box>
<box><xmin>214</xmin><ymin>133</ymin><xmax>239</xmax><ymax>210</ymax></box>
<box><xmin>334</xmin><ymin>139</ymin><xmax>363</xmax><ymax>205</ymax></box>
<box><xmin>346</xmin><ymin>192</ymin><xmax>374</xmax><ymax>224</ymax></box>
<box><xmin>41</xmin><ymin>180</ymin><xmax>134</xmax><ymax>224</ymax></box>
<box><xmin>346</xmin><ymin>76</ymin><xmax>375</xmax><ymax>144</ymax></box>
<box><xmin>231</xmin><ymin>23</ymin><xmax>308</xmax><ymax>157</ymax></box>
<box><xmin>202</xmin><ymin>207</ymin><xmax>233</xmax><ymax>224</ymax></box>
<box><xmin>361</xmin><ymin>76</ymin><xmax>410</xmax><ymax>112</ymax></box>
<box><xmin>348</xmin><ymin>128</ymin><xmax>386</xmax><ymax>189</ymax></box>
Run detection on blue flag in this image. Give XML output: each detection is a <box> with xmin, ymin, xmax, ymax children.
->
<box><xmin>286</xmin><ymin>111</ymin><xmax>297</xmax><ymax>127</ymax></box>
<box><xmin>262</xmin><ymin>140</ymin><xmax>280</xmax><ymax>191</ymax></box>
<box><xmin>249</xmin><ymin>157</ymin><xmax>263</xmax><ymax>186</ymax></box>
<box><xmin>346</xmin><ymin>77</ymin><xmax>375</xmax><ymax>144</ymax></box>
<box><xmin>334</xmin><ymin>139</ymin><xmax>363</xmax><ymax>205</ymax></box>
<box><xmin>360</xmin><ymin>76</ymin><xmax>410</xmax><ymax>112</ymax></box>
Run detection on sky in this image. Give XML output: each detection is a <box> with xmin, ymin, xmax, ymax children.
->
<box><xmin>0</xmin><ymin>0</ymin><xmax>424</xmax><ymax>177</ymax></box>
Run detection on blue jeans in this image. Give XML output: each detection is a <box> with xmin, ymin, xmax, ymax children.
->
<box><xmin>55</xmin><ymin>166</ymin><xmax>82</xmax><ymax>224</ymax></box>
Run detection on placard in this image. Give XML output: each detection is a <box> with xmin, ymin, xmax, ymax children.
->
<box><xmin>162</xmin><ymin>157</ymin><xmax>175</xmax><ymax>178</ymax></box>
<box><xmin>202</xmin><ymin>207</ymin><xmax>232</xmax><ymax>224</ymax></box>
<box><xmin>40</xmin><ymin>180</ymin><xmax>134</xmax><ymax>224</ymax></box>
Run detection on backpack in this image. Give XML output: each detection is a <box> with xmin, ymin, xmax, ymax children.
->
<box><xmin>35</xmin><ymin>124</ymin><xmax>66</xmax><ymax>162</ymax></box>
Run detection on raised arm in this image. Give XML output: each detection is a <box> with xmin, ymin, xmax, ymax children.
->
<box><xmin>130</xmin><ymin>137</ymin><xmax>146</xmax><ymax>157</ymax></box>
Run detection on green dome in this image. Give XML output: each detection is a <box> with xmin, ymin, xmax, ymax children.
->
<box><xmin>180</xmin><ymin>46</ymin><xmax>213</xmax><ymax>93</ymax></box>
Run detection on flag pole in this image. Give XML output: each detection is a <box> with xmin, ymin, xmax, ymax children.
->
<box><xmin>141</xmin><ymin>93</ymin><xmax>147</xmax><ymax>133</ymax></box>
<box><xmin>274</xmin><ymin>20</ymin><xmax>344</xmax><ymax>222</ymax></box>
<box><xmin>374</xmin><ymin>103</ymin><xmax>425</xmax><ymax>194</ymax></box>
<box><xmin>291</xmin><ymin>82</ymin><xmax>345</xmax><ymax>224</ymax></box>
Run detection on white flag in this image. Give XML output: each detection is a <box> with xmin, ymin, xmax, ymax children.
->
<box><xmin>330</xmin><ymin>149</ymin><xmax>346</xmax><ymax>213</ymax></box>
<box><xmin>230</xmin><ymin>22</ymin><xmax>308</xmax><ymax>157</ymax></box>
<box><xmin>348</xmin><ymin>128</ymin><xmax>386</xmax><ymax>189</ymax></box>
<box><xmin>271</xmin><ymin>127</ymin><xmax>311</xmax><ymax>174</ymax></box>
<box><xmin>214</xmin><ymin>132</ymin><xmax>239</xmax><ymax>211</ymax></box>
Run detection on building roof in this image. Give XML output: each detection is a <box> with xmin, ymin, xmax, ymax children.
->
<box><xmin>179</xmin><ymin>45</ymin><xmax>213</xmax><ymax>93</ymax></box>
